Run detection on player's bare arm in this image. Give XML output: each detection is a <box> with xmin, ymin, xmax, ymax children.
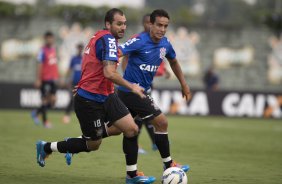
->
<box><xmin>34</xmin><ymin>62</ymin><xmax>42</xmax><ymax>88</ymax></box>
<box><xmin>117</xmin><ymin>48</ymin><xmax>130</xmax><ymax>72</ymax></box>
<box><xmin>103</xmin><ymin>60</ymin><xmax>145</xmax><ymax>98</ymax></box>
<box><xmin>120</xmin><ymin>55</ymin><xmax>129</xmax><ymax>72</ymax></box>
<box><xmin>167</xmin><ymin>58</ymin><xmax>192</xmax><ymax>101</ymax></box>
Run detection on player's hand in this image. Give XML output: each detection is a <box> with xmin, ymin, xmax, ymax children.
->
<box><xmin>181</xmin><ymin>84</ymin><xmax>192</xmax><ymax>101</ymax></box>
<box><xmin>34</xmin><ymin>79</ymin><xmax>41</xmax><ymax>88</ymax></box>
<box><xmin>72</xmin><ymin>85</ymin><xmax>78</xmax><ymax>96</ymax></box>
<box><xmin>131</xmin><ymin>83</ymin><xmax>146</xmax><ymax>98</ymax></box>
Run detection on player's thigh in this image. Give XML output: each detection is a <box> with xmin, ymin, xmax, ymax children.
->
<box><xmin>41</xmin><ymin>81</ymin><xmax>56</xmax><ymax>104</ymax></box>
<box><xmin>49</xmin><ymin>81</ymin><xmax>57</xmax><ymax>104</ymax></box>
<box><xmin>40</xmin><ymin>81</ymin><xmax>49</xmax><ymax>101</ymax></box>
<box><xmin>74</xmin><ymin>94</ymin><xmax>105</xmax><ymax>141</ymax></box>
<box><xmin>113</xmin><ymin>113</ymin><xmax>138</xmax><ymax>137</ymax></box>
<box><xmin>118</xmin><ymin>90</ymin><xmax>162</xmax><ymax>121</ymax></box>
<box><xmin>46</xmin><ymin>94</ymin><xmax>56</xmax><ymax>106</ymax></box>
<box><xmin>104</xmin><ymin>93</ymin><xmax>138</xmax><ymax>137</ymax></box>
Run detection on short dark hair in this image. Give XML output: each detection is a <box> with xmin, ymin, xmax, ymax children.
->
<box><xmin>104</xmin><ymin>8</ymin><xmax>124</xmax><ymax>26</ymax></box>
<box><xmin>44</xmin><ymin>31</ymin><xmax>53</xmax><ymax>37</ymax></box>
<box><xmin>142</xmin><ymin>13</ymin><xmax>151</xmax><ymax>23</ymax></box>
<box><xmin>77</xmin><ymin>43</ymin><xmax>84</xmax><ymax>49</ymax></box>
<box><xmin>150</xmin><ymin>9</ymin><xmax>170</xmax><ymax>24</ymax></box>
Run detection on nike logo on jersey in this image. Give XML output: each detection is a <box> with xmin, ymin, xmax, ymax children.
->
<box><xmin>84</xmin><ymin>47</ymin><xmax>90</xmax><ymax>54</ymax></box>
<box><xmin>140</xmin><ymin>64</ymin><xmax>159</xmax><ymax>72</ymax></box>
<box><xmin>145</xmin><ymin>51</ymin><xmax>151</xmax><ymax>54</ymax></box>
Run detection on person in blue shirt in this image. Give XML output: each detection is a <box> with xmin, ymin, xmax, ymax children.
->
<box><xmin>203</xmin><ymin>66</ymin><xmax>219</xmax><ymax>91</ymax></box>
<box><xmin>121</xmin><ymin>14</ymin><xmax>159</xmax><ymax>155</ymax></box>
<box><xmin>62</xmin><ymin>43</ymin><xmax>84</xmax><ymax>124</ymax></box>
<box><xmin>117</xmin><ymin>9</ymin><xmax>192</xmax><ymax>181</ymax></box>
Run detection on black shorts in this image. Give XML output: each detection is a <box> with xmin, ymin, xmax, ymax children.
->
<box><xmin>74</xmin><ymin>93</ymin><xmax>129</xmax><ymax>141</ymax></box>
<box><xmin>40</xmin><ymin>81</ymin><xmax>57</xmax><ymax>97</ymax></box>
<box><xmin>117</xmin><ymin>90</ymin><xmax>162</xmax><ymax>121</ymax></box>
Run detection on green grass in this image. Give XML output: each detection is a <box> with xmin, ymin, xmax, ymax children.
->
<box><xmin>0</xmin><ymin>110</ymin><xmax>281</xmax><ymax>184</ymax></box>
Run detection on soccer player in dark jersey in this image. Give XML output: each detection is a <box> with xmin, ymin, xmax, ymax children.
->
<box><xmin>117</xmin><ymin>9</ymin><xmax>192</xmax><ymax>180</ymax></box>
<box><xmin>31</xmin><ymin>31</ymin><xmax>59</xmax><ymax>128</ymax></box>
<box><xmin>62</xmin><ymin>43</ymin><xmax>83</xmax><ymax>124</ymax></box>
<box><xmin>35</xmin><ymin>8</ymin><xmax>155</xmax><ymax>183</ymax></box>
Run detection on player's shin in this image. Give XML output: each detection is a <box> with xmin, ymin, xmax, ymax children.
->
<box><xmin>154</xmin><ymin>132</ymin><xmax>172</xmax><ymax>169</ymax></box>
<box><xmin>123</xmin><ymin>135</ymin><xmax>139</xmax><ymax>178</ymax></box>
<box><xmin>44</xmin><ymin>138</ymin><xmax>89</xmax><ymax>154</ymax></box>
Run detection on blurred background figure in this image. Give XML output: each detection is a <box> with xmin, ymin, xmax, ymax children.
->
<box><xmin>265</xmin><ymin>13</ymin><xmax>282</xmax><ymax>39</ymax></box>
<box><xmin>203</xmin><ymin>67</ymin><xmax>219</xmax><ymax>91</ymax></box>
<box><xmin>31</xmin><ymin>31</ymin><xmax>59</xmax><ymax>128</ymax></box>
<box><xmin>142</xmin><ymin>13</ymin><xmax>151</xmax><ymax>33</ymax></box>
<box><xmin>62</xmin><ymin>43</ymin><xmax>84</xmax><ymax>124</ymax></box>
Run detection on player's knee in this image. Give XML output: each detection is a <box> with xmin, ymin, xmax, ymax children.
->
<box><xmin>124</xmin><ymin>124</ymin><xmax>139</xmax><ymax>137</ymax></box>
<box><xmin>86</xmin><ymin>139</ymin><xmax>102</xmax><ymax>151</ymax></box>
<box><xmin>50</xmin><ymin>96</ymin><xmax>56</xmax><ymax>106</ymax></box>
<box><xmin>154</xmin><ymin>120</ymin><xmax>168</xmax><ymax>132</ymax></box>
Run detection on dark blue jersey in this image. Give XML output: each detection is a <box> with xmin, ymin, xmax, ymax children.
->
<box><xmin>118</xmin><ymin>32</ymin><xmax>176</xmax><ymax>92</ymax></box>
<box><xmin>95</xmin><ymin>34</ymin><xmax>119</xmax><ymax>63</ymax></box>
<box><xmin>69</xmin><ymin>55</ymin><xmax>82</xmax><ymax>85</ymax></box>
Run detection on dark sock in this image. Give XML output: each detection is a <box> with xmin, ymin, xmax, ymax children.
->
<box><xmin>123</xmin><ymin>135</ymin><xmax>138</xmax><ymax>178</ymax></box>
<box><xmin>164</xmin><ymin>160</ymin><xmax>173</xmax><ymax>169</ymax></box>
<box><xmin>144</xmin><ymin>121</ymin><xmax>155</xmax><ymax>144</ymax></box>
<box><xmin>44</xmin><ymin>143</ymin><xmax>52</xmax><ymax>154</ymax></box>
<box><xmin>36</xmin><ymin>107</ymin><xmax>42</xmax><ymax>115</ymax></box>
<box><xmin>127</xmin><ymin>171</ymin><xmax>137</xmax><ymax>178</ymax></box>
<box><xmin>135</xmin><ymin>118</ymin><xmax>143</xmax><ymax>137</ymax></box>
<box><xmin>155</xmin><ymin>133</ymin><xmax>172</xmax><ymax>168</ymax></box>
<box><xmin>44</xmin><ymin>138</ymin><xmax>89</xmax><ymax>154</ymax></box>
<box><xmin>46</xmin><ymin>103</ymin><xmax>52</xmax><ymax>108</ymax></box>
<box><xmin>135</xmin><ymin>118</ymin><xmax>143</xmax><ymax>129</ymax></box>
<box><xmin>40</xmin><ymin>104</ymin><xmax>47</xmax><ymax>123</ymax></box>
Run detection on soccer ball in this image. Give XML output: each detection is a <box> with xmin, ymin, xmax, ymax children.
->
<box><xmin>162</xmin><ymin>167</ymin><xmax>188</xmax><ymax>184</ymax></box>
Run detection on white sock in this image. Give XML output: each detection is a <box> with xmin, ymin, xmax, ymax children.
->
<box><xmin>162</xmin><ymin>156</ymin><xmax>172</xmax><ymax>163</ymax></box>
<box><xmin>50</xmin><ymin>142</ymin><xmax>58</xmax><ymax>152</ymax></box>
<box><xmin>126</xmin><ymin>164</ymin><xmax>137</xmax><ymax>171</ymax></box>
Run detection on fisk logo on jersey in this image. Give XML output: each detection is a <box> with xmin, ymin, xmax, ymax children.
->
<box><xmin>108</xmin><ymin>38</ymin><xmax>117</xmax><ymax>57</ymax></box>
<box><xmin>140</xmin><ymin>64</ymin><xmax>159</xmax><ymax>72</ymax></box>
<box><xmin>120</xmin><ymin>38</ymin><xmax>140</xmax><ymax>48</ymax></box>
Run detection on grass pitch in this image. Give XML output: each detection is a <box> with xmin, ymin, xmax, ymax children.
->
<box><xmin>0</xmin><ymin>110</ymin><xmax>281</xmax><ymax>184</ymax></box>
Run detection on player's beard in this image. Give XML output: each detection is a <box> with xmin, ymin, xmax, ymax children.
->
<box><xmin>111</xmin><ymin>29</ymin><xmax>124</xmax><ymax>39</ymax></box>
<box><xmin>116</xmin><ymin>31</ymin><xmax>125</xmax><ymax>39</ymax></box>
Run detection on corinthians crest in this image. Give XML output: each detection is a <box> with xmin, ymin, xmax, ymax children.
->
<box><xmin>159</xmin><ymin>47</ymin><xmax>166</xmax><ymax>60</ymax></box>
